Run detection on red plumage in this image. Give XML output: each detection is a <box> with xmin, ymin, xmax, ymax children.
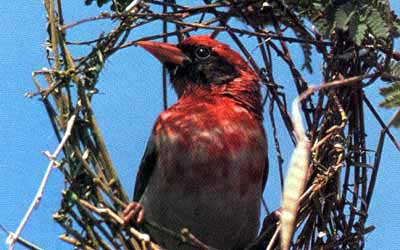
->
<box><xmin>124</xmin><ymin>35</ymin><xmax>268</xmax><ymax>250</ymax></box>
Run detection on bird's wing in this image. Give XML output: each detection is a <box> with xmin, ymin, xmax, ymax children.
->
<box><xmin>133</xmin><ymin>134</ymin><xmax>158</xmax><ymax>202</ymax></box>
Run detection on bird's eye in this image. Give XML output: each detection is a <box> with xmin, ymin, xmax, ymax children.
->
<box><xmin>194</xmin><ymin>46</ymin><xmax>211</xmax><ymax>60</ymax></box>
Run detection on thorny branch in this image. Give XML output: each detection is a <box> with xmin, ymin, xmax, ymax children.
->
<box><xmin>11</xmin><ymin>0</ymin><xmax>400</xmax><ymax>250</ymax></box>
<box><xmin>7</xmin><ymin>105</ymin><xmax>80</xmax><ymax>250</ymax></box>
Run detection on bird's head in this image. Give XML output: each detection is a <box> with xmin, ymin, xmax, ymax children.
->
<box><xmin>137</xmin><ymin>35</ymin><xmax>262</xmax><ymax>117</ymax></box>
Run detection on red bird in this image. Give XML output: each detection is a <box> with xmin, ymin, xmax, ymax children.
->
<box><xmin>123</xmin><ymin>35</ymin><xmax>268</xmax><ymax>250</ymax></box>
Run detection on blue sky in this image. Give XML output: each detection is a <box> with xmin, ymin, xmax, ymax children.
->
<box><xmin>1</xmin><ymin>1</ymin><xmax>399</xmax><ymax>250</ymax></box>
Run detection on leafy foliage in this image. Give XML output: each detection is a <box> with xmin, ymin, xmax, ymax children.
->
<box><xmin>380</xmin><ymin>81</ymin><xmax>400</xmax><ymax>108</ymax></box>
<box><xmin>295</xmin><ymin>0</ymin><xmax>390</xmax><ymax>44</ymax></box>
<box><xmin>290</xmin><ymin>0</ymin><xmax>398</xmax><ymax>125</ymax></box>
<box><xmin>348</xmin><ymin>13</ymin><xmax>368</xmax><ymax>46</ymax></box>
<box><xmin>380</xmin><ymin>61</ymin><xmax>400</xmax><ymax>127</ymax></box>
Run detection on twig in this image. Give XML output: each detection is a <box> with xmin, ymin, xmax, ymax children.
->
<box><xmin>7</xmin><ymin>105</ymin><xmax>80</xmax><ymax>250</ymax></box>
<box><xmin>125</xmin><ymin>0</ymin><xmax>142</xmax><ymax>12</ymax></box>
<box><xmin>299</xmin><ymin>73</ymin><xmax>376</xmax><ymax>102</ymax></box>
<box><xmin>365</xmin><ymin>127</ymin><xmax>386</xmax><ymax>207</ymax></box>
<box><xmin>363</xmin><ymin>96</ymin><xmax>400</xmax><ymax>151</ymax></box>
<box><xmin>0</xmin><ymin>225</ymin><xmax>43</xmax><ymax>250</ymax></box>
<box><xmin>269</xmin><ymin>99</ymin><xmax>285</xmax><ymax>189</ymax></box>
<box><xmin>44</xmin><ymin>0</ymin><xmax>60</xmax><ymax>69</ymax></box>
<box><xmin>181</xmin><ymin>228</ymin><xmax>220</xmax><ymax>250</ymax></box>
<box><xmin>266</xmin><ymin>225</ymin><xmax>281</xmax><ymax>250</ymax></box>
<box><xmin>59</xmin><ymin>235</ymin><xmax>95</xmax><ymax>250</ymax></box>
<box><xmin>162</xmin><ymin>1</ymin><xmax>168</xmax><ymax>110</ymax></box>
<box><xmin>77</xmin><ymin>199</ymin><xmax>155</xmax><ymax>248</ymax></box>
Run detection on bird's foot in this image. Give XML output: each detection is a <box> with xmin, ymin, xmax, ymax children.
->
<box><xmin>123</xmin><ymin>202</ymin><xmax>145</xmax><ymax>225</ymax></box>
<box><xmin>262</xmin><ymin>208</ymin><xmax>281</xmax><ymax>228</ymax></box>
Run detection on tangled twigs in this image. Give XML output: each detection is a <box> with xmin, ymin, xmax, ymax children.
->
<box><xmin>59</xmin><ymin>235</ymin><xmax>95</xmax><ymax>250</ymax></box>
<box><xmin>77</xmin><ymin>199</ymin><xmax>158</xmax><ymax>250</ymax></box>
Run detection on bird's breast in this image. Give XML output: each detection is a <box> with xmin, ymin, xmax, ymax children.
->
<box><xmin>156</xmin><ymin>102</ymin><xmax>266</xmax><ymax>196</ymax></box>
<box><xmin>136</xmin><ymin>36</ymin><xmax>266</xmax><ymax>249</ymax></box>
<box><xmin>141</xmin><ymin>98</ymin><xmax>267</xmax><ymax>250</ymax></box>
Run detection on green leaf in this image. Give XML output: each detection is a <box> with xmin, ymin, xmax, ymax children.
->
<box><xmin>334</xmin><ymin>7</ymin><xmax>348</xmax><ymax>30</ymax></box>
<box><xmin>380</xmin><ymin>82</ymin><xmax>400</xmax><ymax>108</ymax></box>
<box><xmin>314</xmin><ymin>18</ymin><xmax>333</xmax><ymax>37</ymax></box>
<box><xmin>389</xmin><ymin>61</ymin><xmax>400</xmax><ymax>78</ymax></box>
<box><xmin>334</xmin><ymin>3</ymin><xmax>355</xmax><ymax>30</ymax></box>
<box><xmin>380</xmin><ymin>81</ymin><xmax>400</xmax><ymax>97</ymax></box>
<box><xmin>367</xmin><ymin>8</ymin><xmax>390</xmax><ymax>39</ymax></box>
<box><xmin>348</xmin><ymin>12</ymin><xmax>368</xmax><ymax>46</ymax></box>
<box><xmin>354</xmin><ymin>23</ymin><xmax>368</xmax><ymax>46</ymax></box>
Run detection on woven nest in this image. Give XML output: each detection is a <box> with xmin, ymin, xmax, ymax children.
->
<box><xmin>20</xmin><ymin>0</ymin><xmax>400</xmax><ymax>250</ymax></box>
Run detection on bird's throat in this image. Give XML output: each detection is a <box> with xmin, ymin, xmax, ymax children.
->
<box><xmin>172</xmin><ymin>76</ymin><xmax>264</xmax><ymax>121</ymax></box>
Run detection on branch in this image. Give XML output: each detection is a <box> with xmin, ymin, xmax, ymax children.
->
<box><xmin>7</xmin><ymin>105</ymin><xmax>80</xmax><ymax>250</ymax></box>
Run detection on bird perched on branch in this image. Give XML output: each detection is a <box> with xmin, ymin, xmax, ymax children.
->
<box><xmin>123</xmin><ymin>35</ymin><xmax>268</xmax><ymax>250</ymax></box>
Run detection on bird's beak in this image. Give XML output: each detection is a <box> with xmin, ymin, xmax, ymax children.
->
<box><xmin>137</xmin><ymin>40</ymin><xmax>188</xmax><ymax>65</ymax></box>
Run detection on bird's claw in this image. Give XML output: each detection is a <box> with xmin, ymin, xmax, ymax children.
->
<box><xmin>123</xmin><ymin>202</ymin><xmax>145</xmax><ymax>225</ymax></box>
